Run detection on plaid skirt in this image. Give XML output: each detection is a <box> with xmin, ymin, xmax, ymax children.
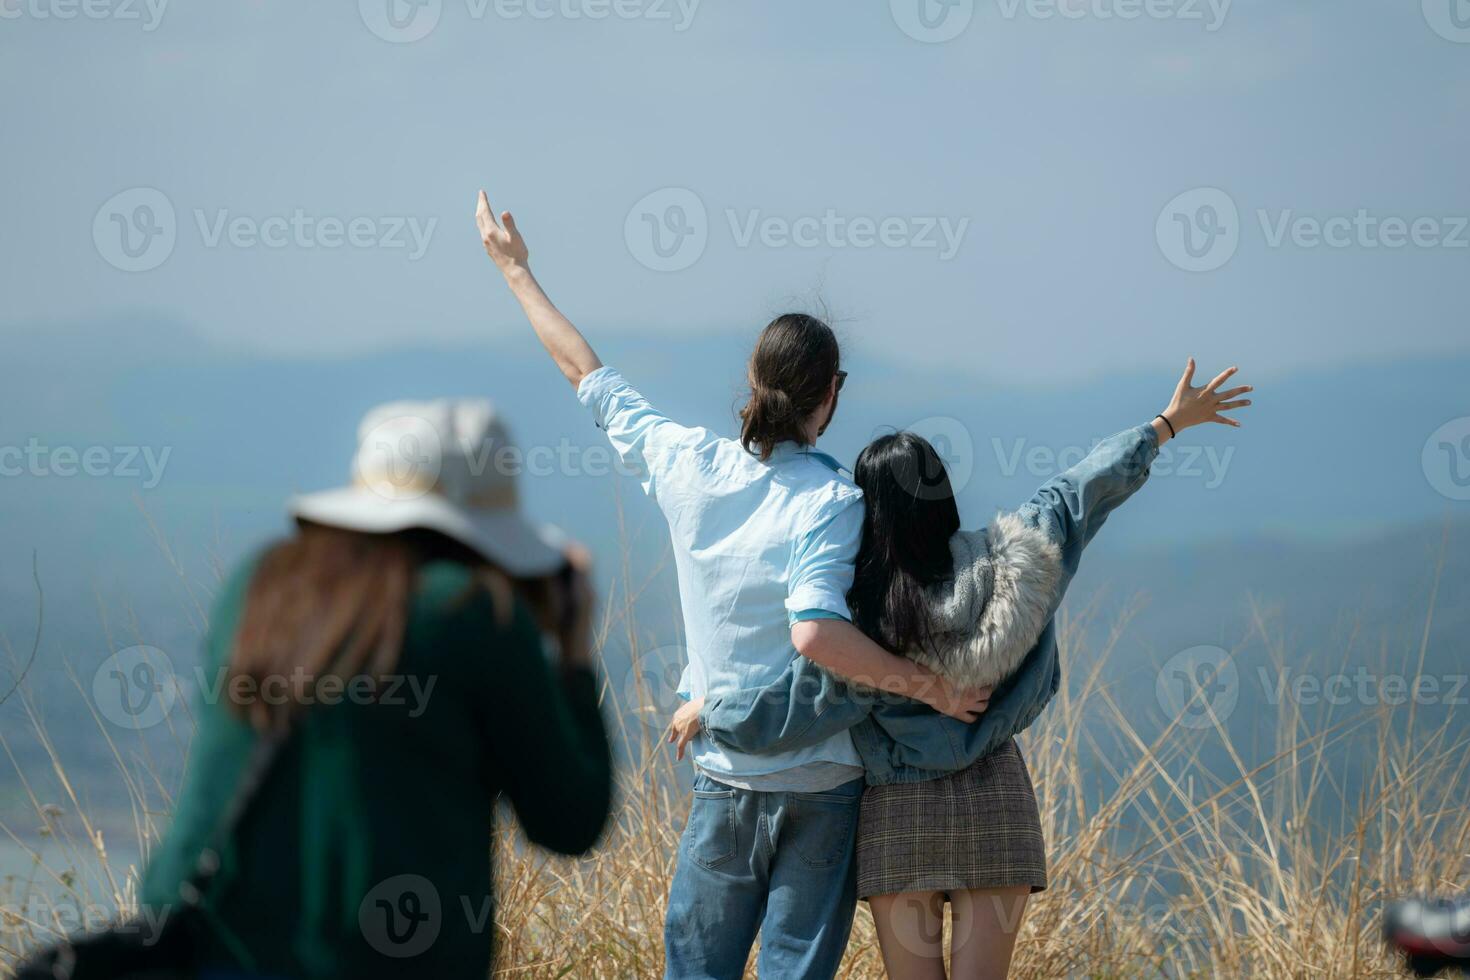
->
<box><xmin>856</xmin><ymin>738</ymin><xmax>1048</xmax><ymax>899</ymax></box>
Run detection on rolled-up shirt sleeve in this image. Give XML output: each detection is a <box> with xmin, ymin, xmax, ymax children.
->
<box><xmin>784</xmin><ymin>498</ymin><xmax>863</xmax><ymax>622</ymax></box>
<box><xmin>576</xmin><ymin>366</ymin><xmax>702</xmax><ymax>502</ymax></box>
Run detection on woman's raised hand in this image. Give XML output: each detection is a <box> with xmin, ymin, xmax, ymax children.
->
<box><xmin>1160</xmin><ymin>358</ymin><xmax>1253</xmax><ymax>434</ymax></box>
<box><xmin>475</xmin><ymin>189</ymin><xmax>529</xmax><ymax>274</ymax></box>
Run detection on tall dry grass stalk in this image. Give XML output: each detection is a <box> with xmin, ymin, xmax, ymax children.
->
<box><xmin>2</xmin><ymin>564</ymin><xmax>1464</xmax><ymax>978</ymax></box>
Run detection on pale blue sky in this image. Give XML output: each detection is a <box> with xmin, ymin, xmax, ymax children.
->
<box><xmin>3</xmin><ymin>0</ymin><xmax>1467</xmax><ymax>382</ymax></box>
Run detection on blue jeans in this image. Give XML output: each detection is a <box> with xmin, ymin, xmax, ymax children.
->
<box><xmin>664</xmin><ymin>772</ymin><xmax>862</xmax><ymax>979</ymax></box>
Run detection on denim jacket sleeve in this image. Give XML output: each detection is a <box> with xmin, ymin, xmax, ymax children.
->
<box><xmin>863</xmin><ymin>423</ymin><xmax>1161</xmax><ymax>774</ymax></box>
<box><xmin>1018</xmin><ymin>423</ymin><xmax>1160</xmax><ymax>582</ymax></box>
<box><xmin>700</xmin><ymin>653</ymin><xmax>878</xmax><ymax>756</ymax></box>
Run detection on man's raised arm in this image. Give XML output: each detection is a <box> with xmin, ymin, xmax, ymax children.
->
<box><xmin>476</xmin><ymin>189</ymin><xmax>601</xmax><ymax>387</ymax></box>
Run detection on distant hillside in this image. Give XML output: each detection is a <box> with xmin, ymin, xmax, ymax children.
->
<box><xmin>1</xmin><ymin>314</ymin><xmax>1466</xmax><ymax>831</ymax></box>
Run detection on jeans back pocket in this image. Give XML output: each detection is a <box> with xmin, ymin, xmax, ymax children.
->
<box><xmin>789</xmin><ymin>789</ymin><xmax>860</xmax><ymax>870</ymax></box>
<box><xmin>685</xmin><ymin>787</ymin><xmax>738</xmax><ymax>870</ymax></box>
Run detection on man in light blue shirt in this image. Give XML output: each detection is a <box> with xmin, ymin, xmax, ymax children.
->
<box><xmin>475</xmin><ymin>190</ymin><xmax>987</xmax><ymax>978</ymax></box>
<box><xmin>578</xmin><ymin>365</ymin><xmax>870</xmax><ymax>790</ymax></box>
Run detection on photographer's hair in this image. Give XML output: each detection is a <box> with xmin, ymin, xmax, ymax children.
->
<box><xmin>229</xmin><ymin>522</ymin><xmax>563</xmax><ymax>733</ymax></box>
<box><xmin>846</xmin><ymin>432</ymin><xmax>962</xmax><ymax>657</ymax></box>
<box><xmin>738</xmin><ymin>313</ymin><xmax>841</xmax><ymax>460</ymax></box>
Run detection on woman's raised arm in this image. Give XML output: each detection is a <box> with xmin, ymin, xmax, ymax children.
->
<box><xmin>1023</xmin><ymin>358</ymin><xmax>1253</xmax><ymax>571</ymax></box>
<box><xmin>475</xmin><ymin>189</ymin><xmax>603</xmax><ymax>387</ymax></box>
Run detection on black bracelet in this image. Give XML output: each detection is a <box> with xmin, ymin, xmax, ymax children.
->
<box><xmin>1155</xmin><ymin>414</ymin><xmax>1176</xmax><ymax>438</ymax></box>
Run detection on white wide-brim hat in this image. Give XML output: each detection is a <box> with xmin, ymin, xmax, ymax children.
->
<box><xmin>288</xmin><ymin>399</ymin><xmax>566</xmax><ymax>578</ymax></box>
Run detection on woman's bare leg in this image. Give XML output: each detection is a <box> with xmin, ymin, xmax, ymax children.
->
<box><xmin>869</xmin><ymin>891</ymin><xmax>948</xmax><ymax>980</ymax></box>
<box><xmin>947</xmin><ymin>886</ymin><xmax>1030</xmax><ymax>980</ymax></box>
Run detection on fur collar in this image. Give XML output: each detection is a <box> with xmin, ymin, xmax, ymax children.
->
<box><xmin>900</xmin><ymin>513</ymin><xmax>1063</xmax><ymax>690</ymax></box>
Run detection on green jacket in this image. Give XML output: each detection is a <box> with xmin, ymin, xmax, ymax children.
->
<box><xmin>141</xmin><ymin>556</ymin><xmax>612</xmax><ymax>978</ymax></box>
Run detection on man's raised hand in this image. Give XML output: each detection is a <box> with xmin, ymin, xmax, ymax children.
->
<box><xmin>475</xmin><ymin>189</ymin><xmax>529</xmax><ymax>273</ymax></box>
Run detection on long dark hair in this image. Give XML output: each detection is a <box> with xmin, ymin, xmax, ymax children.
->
<box><xmin>230</xmin><ymin>522</ymin><xmax>564</xmax><ymax>732</ymax></box>
<box><xmin>847</xmin><ymin>432</ymin><xmax>961</xmax><ymax>656</ymax></box>
<box><xmin>738</xmin><ymin>313</ymin><xmax>841</xmax><ymax>460</ymax></box>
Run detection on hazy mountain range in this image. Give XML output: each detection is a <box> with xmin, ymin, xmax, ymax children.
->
<box><xmin>1</xmin><ymin>314</ymin><xmax>1466</xmax><ymax>839</ymax></box>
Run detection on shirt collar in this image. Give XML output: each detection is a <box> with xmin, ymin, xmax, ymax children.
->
<box><xmin>768</xmin><ymin>441</ymin><xmax>846</xmax><ymax>476</ymax></box>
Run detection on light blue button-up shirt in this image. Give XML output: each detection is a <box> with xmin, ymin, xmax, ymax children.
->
<box><xmin>578</xmin><ymin>367</ymin><xmax>864</xmax><ymax>786</ymax></box>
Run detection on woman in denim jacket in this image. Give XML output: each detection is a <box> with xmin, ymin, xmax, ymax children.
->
<box><xmin>674</xmin><ymin>359</ymin><xmax>1253</xmax><ymax>979</ymax></box>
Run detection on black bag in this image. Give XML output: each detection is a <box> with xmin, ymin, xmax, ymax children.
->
<box><xmin>14</xmin><ymin>735</ymin><xmax>285</xmax><ymax>980</ymax></box>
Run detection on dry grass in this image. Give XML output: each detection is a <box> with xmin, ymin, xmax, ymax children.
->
<box><xmin>3</xmin><ymin>577</ymin><xmax>1466</xmax><ymax>979</ymax></box>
